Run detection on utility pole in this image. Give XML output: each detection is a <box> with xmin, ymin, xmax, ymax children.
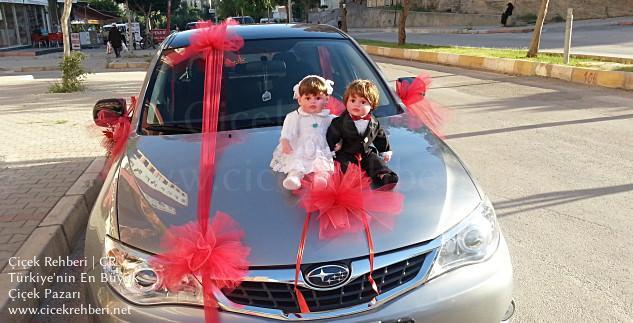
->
<box><xmin>563</xmin><ymin>8</ymin><xmax>573</xmax><ymax>64</ymax></box>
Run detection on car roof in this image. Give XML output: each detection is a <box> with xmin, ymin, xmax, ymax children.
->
<box><xmin>166</xmin><ymin>23</ymin><xmax>346</xmax><ymax>48</ymax></box>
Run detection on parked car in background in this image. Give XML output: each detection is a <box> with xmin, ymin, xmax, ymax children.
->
<box><xmin>85</xmin><ymin>23</ymin><xmax>514</xmax><ymax>322</ymax></box>
<box><xmin>185</xmin><ymin>21</ymin><xmax>204</xmax><ymax>30</ymax></box>
<box><xmin>229</xmin><ymin>16</ymin><xmax>255</xmax><ymax>24</ymax></box>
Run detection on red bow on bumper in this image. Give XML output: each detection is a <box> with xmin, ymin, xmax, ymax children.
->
<box><xmin>293</xmin><ymin>162</ymin><xmax>404</xmax><ymax>313</ymax></box>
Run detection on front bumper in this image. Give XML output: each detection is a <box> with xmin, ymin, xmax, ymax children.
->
<box><xmin>85</xmin><ymin>235</ymin><xmax>512</xmax><ymax>323</ymax></box>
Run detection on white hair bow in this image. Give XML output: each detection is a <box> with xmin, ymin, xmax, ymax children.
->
<box><xmin>292</xmin><ymin>75</ymin><xmax>334</xmax><ymax>99</ymax></box>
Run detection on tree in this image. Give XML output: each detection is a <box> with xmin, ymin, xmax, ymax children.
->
<box><xmin>87</xmin><ymin>0</ymin><xmax>122</xmax><ymax>16</ymax></box>
<box><xmin>527</xmin><ymin>0</ymin><xmax>549</xmax><ymax>57</ymax></box>
<box><xmin>115</xmin><ymin>0</ymin><xmax>181</xmax><ymax>31</ymax></box>
<box><xmin>61</xmin><ymin>0</ymin><xmax>73</xmax><ymax>57</ymax></box>
<box><xmin>398</xmin><ymin>0</ymin><xmax>409</xmax><ymax>45</ymax></box>
<box><xmin>297</xmin><ymin>0</ymin><xmax>319</xmax><ymax>22</ymax></box>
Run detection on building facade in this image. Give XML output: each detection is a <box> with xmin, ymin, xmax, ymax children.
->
<box><xmin>0</xmin><ymin>0</ymin><xmax>54</xmax><ymax>49</ymax></box>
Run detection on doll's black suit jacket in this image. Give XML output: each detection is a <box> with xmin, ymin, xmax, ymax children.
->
<box><xmin>326</xmin><ymin>113</ymin><xmax>391</xmax><ymax>155</ymax></box>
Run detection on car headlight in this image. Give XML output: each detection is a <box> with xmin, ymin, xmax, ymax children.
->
<box><xmin>103</xmin><ymin>235</ymin><xmax>204</xmax><ymax>305</ymax></box>
<box><xmin>427</xmin><ymin>198</ymin><xmax>500</xmax><ymax>280</ymax></box>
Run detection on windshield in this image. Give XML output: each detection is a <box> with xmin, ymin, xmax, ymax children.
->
<box><xmin>140</xmin><ymin>38</ymin><xmax>402</xmax><ymax>134</ymax></box>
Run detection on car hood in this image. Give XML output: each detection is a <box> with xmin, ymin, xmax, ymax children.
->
<box><xmin>116</xmin><ymin>117</ymin><xmax>481</xmax><ymax>266</ymax></box>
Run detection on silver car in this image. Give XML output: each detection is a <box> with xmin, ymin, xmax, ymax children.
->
<box><xmin>84</xmin><ymin>24</ymin><xmax>514</xmax><ymax>322</ymax></box>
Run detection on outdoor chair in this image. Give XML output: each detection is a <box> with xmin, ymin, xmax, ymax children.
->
<box><xmin>31</xmin><ymin>34</ymin><xmax>47</xmax><ymax>48</ymax></box>
<box><xmin>48</xmin><ymin>33</ymin><xmax>62</xmax><ymax>47</ymax></box>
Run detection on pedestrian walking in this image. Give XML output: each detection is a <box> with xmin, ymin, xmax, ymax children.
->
<box><xmin>501</xmin><ymin>2</ymin><xmax>514</xmax><ymax>27</ymax></box>
<box><xmin>108</xmin><ymin>23</ymin><xmax>123</xmax><ymax>58</ymax></box>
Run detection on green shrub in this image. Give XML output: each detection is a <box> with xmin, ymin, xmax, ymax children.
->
<box><xmin>49</xmin><ymin>52</ymin><xmax>88</xmax><ymax>93</ymax></box>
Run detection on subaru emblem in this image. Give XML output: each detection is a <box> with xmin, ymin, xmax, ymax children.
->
<box><xmin>305</xmin><ymin>264</ymin><xmax>350</xmax><ymax>289</ymax></box>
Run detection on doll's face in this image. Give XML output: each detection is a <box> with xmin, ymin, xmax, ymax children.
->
<box><xmin>346</xmin><ymin>94</ymin><xmax>372</xmax><ymax>117</ymax></box>
<box><xmin>298</xmin><ymin>92</ymin><xmax>329</xmax><ymax>114</ymax></box>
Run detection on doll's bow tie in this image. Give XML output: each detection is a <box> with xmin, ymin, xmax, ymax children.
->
<box><xmin>351</xmin><ymin>114</ymin><xmax>372</xmax><ymax>121</ymax></box>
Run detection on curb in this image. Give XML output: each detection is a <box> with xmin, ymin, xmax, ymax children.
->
<box><xmin>106</xmin><ymin>61</ymin><xmax>150</xmax><ymax>69</ymax></box>
<box><xmin>476</xmin><ymin>27</ymin><xmax>533</xmax><ymax>34</ymax></box>
<box><xmin>14</xmin><ymin>66</ymin><xmax>59</xmax><ymax>73</ymax></box>
<box><xmin>361</xmin><ymin>45</ymin><xmax>633</xmax><ymax>91</ymax></box>
<box><xmin>0</xmin><ymin>157</ymin><xmax>105</xmax><ymax>323</ymax></box>
<box><xmin>618</xmin><ymin>21</ymin><xmax>633</xmax><ymax>26</ymax></box>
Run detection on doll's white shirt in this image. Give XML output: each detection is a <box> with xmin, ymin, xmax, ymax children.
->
<box><xmin>353</xmin><ymin>119</ymin><xmax>369</xmax><ymax>135</ymax></box>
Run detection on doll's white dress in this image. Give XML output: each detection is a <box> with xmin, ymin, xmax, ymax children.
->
<box><xmin>270</xmin><ymin>108</ymin><xmax>335</xmax><ymax>175</ymax></box>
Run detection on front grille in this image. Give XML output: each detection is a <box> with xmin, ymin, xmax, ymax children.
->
<box><xmin>223</xmin><ymin>254</ymin><xmax>426</xmax><ymax>313</ymax></box>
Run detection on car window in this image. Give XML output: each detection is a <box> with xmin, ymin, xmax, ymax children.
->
<box><xmin>140</xmin><ymin>38</ymin><xmax>402</xmax><ymax>134</ymax></box>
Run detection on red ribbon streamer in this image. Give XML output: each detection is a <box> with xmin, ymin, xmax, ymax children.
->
<box><xmin>151</xmin><ymin>21</ymin><xmax>248</xmax><ymax>323</ymax></box>
<box><xmin>355</xmin><ymin>154</ymin><xmax>379</xmax><ymax>299</ymax></box>
<box><xmin>293</xmin><ymin>212</ymin><xmax>313</xmax><ymax>314</ymax></box>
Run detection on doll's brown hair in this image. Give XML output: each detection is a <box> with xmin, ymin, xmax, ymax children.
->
<box><xmin>298</xmin><ymin>76</ymin><xmax>329</xmax><ymax>96</ymax></box>
<box><xmin>343</xmin><ymin>80</ymin><xmax>380</xmax><ymax>109</ymax></box>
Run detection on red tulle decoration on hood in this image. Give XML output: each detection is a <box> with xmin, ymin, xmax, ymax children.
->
<box><xmin>299</xmin><ymin>163</ymin><xmax>403</xmax><ymax>239</ymax></box>
<box><xmin>290</xmin><ymin>162</ymin><xmax>404</xmax><ymax>313</ymax></box>
<box><xmin>150</xmin><ymin>211</ymin><xmax>250</xmax><ymax>293</ymax></box>
<box><xmin>98</xmin><ymin>96</ymin><xmax>136</xmax><ymax>178</ymax></box>
<box><xmin>396</xmin><ymin>73</ymin><xmax>449</xmax><ymax>138</ymax></box>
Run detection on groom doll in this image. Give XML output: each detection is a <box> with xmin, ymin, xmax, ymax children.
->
<box><xmin>326</xmin><ymin>80</ymin><xmax>398</xmax><ymax>187</ymax></box>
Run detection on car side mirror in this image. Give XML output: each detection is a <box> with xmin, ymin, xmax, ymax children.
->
<box><xmin>93</xmin><ymin>98</ymin><xmax>127</xmax><ymax>127</ymax></box>
<box><xmin>396</xmin><ymin>76</ymin><xmax>426</xmax><ymax>101</ymax></box>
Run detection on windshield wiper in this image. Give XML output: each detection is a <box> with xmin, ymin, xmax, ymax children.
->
<box><xmin>144</xmin><ymin>123</ymin><xmax>201</xmax><ymax>134</ymax></box>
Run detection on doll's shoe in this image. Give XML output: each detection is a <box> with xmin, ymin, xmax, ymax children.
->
<box><xmin>377</xmin><ymin>173</ymin><xmax>399</xmax><ymax>188</ymax></box>
<box><xmin>312</xmin><ymin>173</ymin><xmax>329</xmax><ymax>190</ymax></box>
<box><xmin>283</xmin><ymin>174</ymin><xmax>302</xmax><ymax>190</ymax></box>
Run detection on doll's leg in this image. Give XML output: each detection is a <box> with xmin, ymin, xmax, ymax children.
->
<box><xmin>364</xmin><ymin>153</ymin><xmax>398</xmax><ymax>187</ymax></box>
<box><xmin>333</xmin><ymin>153</ymin><xmax>357</xmax><ymax>172</ymax></box>
<box><xmin>283</xmin><ymin>171</ymin><xmax>304</xmax><ymax>190</ymax></box>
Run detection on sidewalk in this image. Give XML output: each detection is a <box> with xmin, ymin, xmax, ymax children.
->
<box><xmin>0</xmin><ymin>72</ymin><xmax>145</xmax><ymax>282</ymax></box>
<box><xmin>349</xmin><ymin>15</ymin><xmax>633</xmax><ymax>35</ymax></box>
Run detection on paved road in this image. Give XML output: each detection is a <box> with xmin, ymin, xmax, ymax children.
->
<box><xmin>351</xmin><ymin>23</ymin><xmax>633</xmax><ymax>58</ymax></box>
<box><xmin>374</xmin><ymin>57</ymin><xmax>633</xmax><ymax>322</ymax></box>
<box><xmin>40</xmin><ymin>59</ymin><xmax>633</xmax><ymax>321</ymax></box>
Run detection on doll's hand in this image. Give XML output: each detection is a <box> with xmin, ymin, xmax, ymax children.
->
<box><xmin>382</xmin><ymin>151</ymin><xmax>392</xmax><ymax>163</ymax></box>
<box><xmin>334</xmin><ymin>143</ymin><xmax>342</xmax><ymax>151</ymax></box>
<box><xmin>280</xmin><ymin>139</ymin><xmax>293</xmax><ymax>154</ymax></box>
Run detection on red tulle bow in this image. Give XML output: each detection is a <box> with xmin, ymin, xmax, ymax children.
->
<box><xmin>99</xmin><ymin>96</ymin><xmax>136</xmax><ymax>178</ymax></box>
<box><xmin>164</xmin><ymin>20</ymin><xmax>243</xmax><ymax>67</ymax></box>
<box><xmin>396</xmin><ymin>73</ymin><xmax>448</xmax><ymax>138</ymax></box>
<box><xmin>292</xmin><ymin>163</ymin><xmax>404</xmax><ymax>313</ymax></box>
<box><xmin>151</xmin><ymin>212</ymin><xmax>250</xmax><ymax>323</ymax></box>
